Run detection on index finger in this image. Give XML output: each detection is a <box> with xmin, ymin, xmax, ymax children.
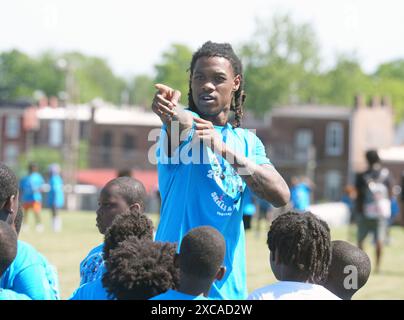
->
<box><xmin>155</xmin><ymin>83</ymin><xmax>174</xmax><ymax>93</ymax></box>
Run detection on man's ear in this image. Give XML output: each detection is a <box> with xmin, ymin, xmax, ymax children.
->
<box><xmin>215</xmin><ymin>266</ymin><xmax>226</xmax><ymax>281</ymax></box>
<box><xmin>233</xmin><ymin>75</ymin><xmax>241</xmax><ymax>92</ymax></box>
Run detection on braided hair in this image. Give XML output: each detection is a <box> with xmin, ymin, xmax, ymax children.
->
<box><xmin>188</xmin><ymin>41</ymin><xmax>246</xmax><ymax>128</ymax></box>
<box><xmin>267</xmin><ymin>211</ymin><xmax>332</xmax><ymax>284</ymax></box>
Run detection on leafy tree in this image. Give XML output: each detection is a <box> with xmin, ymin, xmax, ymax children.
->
<box><xmin>129</xmin><ymin>74</ymin><xmax>155</xmax><ymax>107</ymax></box>
<box><xmin>0</xmin><ymin>50</ymin><xmax>38</xmax><ymax>101</ymax></box>
<box><xmin>154</xmin><ymin>43</ymin><xmax>193</xmax><ymax>104</ymax></box>
<box><xmin>240</xmin><ymin>14</ymin><xmax>321</xmax><ymax>114</ymax></box>
<box><xmin>375</xmin><ymin>59</ymin><xmax>404</xmax><ymax>81</ymax></box>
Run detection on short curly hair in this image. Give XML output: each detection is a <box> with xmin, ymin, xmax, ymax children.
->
<box><xmin>102</xmin><ymin>238</ymin><xmax>179</xmax><ymax>300</ymax></box>
<box><xmin>103</xmin><ymin>209</ymin><xmax>154</xmax><ymax>260</ymax></box>
<box><xmin>0</xmin><ymin>220</ymin><xmax>17</xmax><ymax>276</ymax></box>
<box><xmin>267</xmin><ymin>211</ymin><xmax>331</xmax><ymax>284</ymax></box>
<box><xmin>179</xmin><ymin>226</ymin><xmax>225</xmax><ymax>280</ymax></box>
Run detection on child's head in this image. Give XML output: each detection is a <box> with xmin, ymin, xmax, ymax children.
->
<box><xmin>96</xmin><ymin>176</ymin><xmax>147</xmax><ymax>234</ymax></box>
<box><xmin>178</xmin><ymin>225</ymin><xmax>226</xmax><ymax>284</ymax></box>
<box><xmin>103</xmin><ymin>208</ymin><xmax>154</xmax><ymax>260</ymax></box>
<box><xmin>0</xmin><ymin>220</ymin><xmax>18</xmax><ymax>276</ymax></box>
<box><xmin>0</xmin><ymin>163</ymin><xmax>19</xmax><ymax>229</ymax></box>
<box><xmin>267</xmin><ymin>211</ymin><xmax>331</xmax><ymax>284</ymax></box>
<box><xmin>188</xmin><ymin>41</ymin><xmax>245</xmax><ymax>128</ymax></box>
<box><xmin>324</xmin><ymin>240</ymin><xmax>371</xmax><ymax>300</ymax></box>
<box><xmin>102</xmin><ymin>238</ymin><xmax>179</xmax><ymax>300</ymax></box>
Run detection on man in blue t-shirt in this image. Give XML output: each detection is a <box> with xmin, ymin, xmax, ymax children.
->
<box><xmin>20</xmin><ymin>163</ymin><xmax>45</xmax><ymax>232</ymax></box>
<box><xmin>151</xmin><ymin>226</ymin><xmax>225</xmax><ymax>300</ymax></box>
<box><xmin>151</xmin><ymin>42</ymin><xmax>290</xmax><ymax>299</ymax></box>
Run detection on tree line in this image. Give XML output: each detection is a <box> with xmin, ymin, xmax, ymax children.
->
<box><xmin>1</xmin><ymin>14</ymin><xmax>403</xmax><ymax>122</ymax></box>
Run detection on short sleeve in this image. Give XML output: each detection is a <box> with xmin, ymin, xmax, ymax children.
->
<box><xmin>245</xmin><ymin>130</ymin><xmax>271</xmax><ymax>166</ymax></box>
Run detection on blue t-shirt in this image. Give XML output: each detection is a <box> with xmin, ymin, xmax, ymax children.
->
<box><xmin>20</xmin><ymin>172</ymin><xmax>45</xmax><ymax>203</ymax></box>
<box><xmin>290</xmin><ymin>183</ymin><xmax>311</xmax><ymax>211</ymax></box>
<box><xmin>150</xmin><ymin>289</ymin><xmax>210</xmax><ymax>300</ymax></box>
<box><xmin>155</xmin><ymin>111</ymin><xmax>271</xmax><ymax>300</ymax></box>
<box><xmin>69</xmin><ymin>278</ymin><xmax>111</xmax><ymax>300</ymax></box>
<box><xmin>79</xmin><ymin>243</ymin><xmax>105</xmax><ymax>286</ymax></box>
<box><xmin>47</xmin><ymin>174</ymin><xmax>65</xmax><ymax>208</ymax></box>
<box><xmin>0</xmin><ymin>240</ymin><xmax>60</xmax><ymax>300</ymax></box>
<box><xmin>0</xmin><ymin>288</ymin><xmax>31</xmax><ymax>300</ymax></box>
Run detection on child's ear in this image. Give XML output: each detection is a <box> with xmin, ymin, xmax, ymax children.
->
<box><xmin>173</xmin><ymin>253</ymin><xmax>180</xmax><ymax>268</ymax></box>
<box><xmin>129</xmin><ymin>202</ymin><xmax>141</xmax><ymax>212</ymax></box>
<box><xmin>215</xmin><ymin>266</ymin><xmax>226</xmax><ymax>281</ymax></box>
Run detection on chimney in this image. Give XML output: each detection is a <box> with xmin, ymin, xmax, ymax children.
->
<box><xmin>370</xmin><ymin>95</ymin><xmax>381</xmax><ymax>108</ymax></box>
<box><xmin>381</xmin><ymin>96</ymin><xmax>392</xmax><ymax>107</ymax></box>
<box><xmin>354</xmin><ymin>94</ymin><xmax>365</xmax><ymax>108</ymax></box>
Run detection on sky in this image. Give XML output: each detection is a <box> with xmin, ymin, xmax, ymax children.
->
<box><xmin>1</xmin><ymin>0</ymin><xmax>404</xmax><ymax>78</ymax></box>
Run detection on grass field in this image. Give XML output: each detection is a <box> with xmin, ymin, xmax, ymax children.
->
<box><xmin>19</xmin><ymin>209</ymin><xmax>404</xmax><ymax>300</ymax></box>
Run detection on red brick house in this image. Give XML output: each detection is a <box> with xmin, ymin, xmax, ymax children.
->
<box><xmin>267</xmin><ymin>96</ymin><xmax>394</xmax><ymax>201</ymax></box>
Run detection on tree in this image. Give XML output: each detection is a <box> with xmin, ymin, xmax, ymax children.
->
<box><xmin>320</xmin><ymin>54</ymin><xmax>372</xmax><ymax>106</ymax></box>
<box><xmin>375</xmin><ymin>59</ymin><xmax>404</xmax><ymax>81</ymax></box>
<box><xmin>240</xmin><ymin>14</ymin><xmax>321</xmax><ymax>114</ymax></box>
<box><xmin>129</xmin><ymin>74</ymin><xmax>155</xmax><ymax>107</ymax></box>
<box><xmin>61</xmin><ymin>52</ymin><xmax>126</xmax><ymax>104</ymax></box>
<box><xmin>0</xmin><ymin>50</ymin><xmax>38</xmax><ymax>101</ymax></box>
<box><xmin>154</xmin><ymin>43</ymin><xmax>193</xmax><ymax>105</ymax></box>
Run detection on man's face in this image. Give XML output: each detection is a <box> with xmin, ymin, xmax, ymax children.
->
<box><xmin>191</xmin><ymin>56</ymin><xmax>240</xmax><ymax>120</ymax></box>
<box><xmin>96</xmin><ymin>185</ymin><xmax>130</xmax><ymax>234</ymax></box>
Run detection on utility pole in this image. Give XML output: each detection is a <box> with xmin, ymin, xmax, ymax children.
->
<box><xmin>59</xmin><ymin>59</ymin><xmax>80</xmax><ymax>210</ymax></box>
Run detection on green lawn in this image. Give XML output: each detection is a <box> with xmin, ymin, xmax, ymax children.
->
<box><xmin>19</xmin><ymin>210</ymin><xmax>404</xmax><ymax>300</ymax></box>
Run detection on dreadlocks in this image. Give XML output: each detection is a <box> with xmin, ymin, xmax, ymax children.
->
<box><xmin>188</xmin><ymin>41</ymin><xmax>245</xmax><ymax>128</ymax></box>
<box><xmin>267</xmin><ymin>211</ymin><xmax>331</xmax><ymax>284</ymax></box>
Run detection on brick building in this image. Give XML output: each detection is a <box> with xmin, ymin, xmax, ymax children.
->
<box><xmin>267</xmin><ymin>96</ymin><xmax>394</xmax><ymax>201</ymax></box>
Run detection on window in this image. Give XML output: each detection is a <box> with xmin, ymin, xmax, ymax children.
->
<box><xmin>325</xmin><ymin>170</ymin><xmax>342</xmax><ymax>201</ymax></box>
<box><xmin>4</xmin><ymin>144</ymin><xmax>19</xmax><ymax>166</ymax></box>
<box><xmin>101</xmin><ymin>131</ymin><xmax>113</xmax><ymax>164</ymax></box>
<box><xmin>295</xmin><ymin>129</ymin><xmax>313</xmax><ymax>161</ymax></box>
<box><xmin>326</xmin><ymin>122</ymin><xmax>343</xmax><ymax>156</ymax></box>
<box><xmin>49</xmin><ymin>120</ymin><xmax>63</xmax><ymax>147</ymax></box>
<box><xmin>6</xmin><ymin>115</ymin><xmax>20</xmax><ymax>139</ymax></box>
<box><xmin>122</xmin><ymin>134</ymin><xmax>136</xmax><ymax>159</ymax></box>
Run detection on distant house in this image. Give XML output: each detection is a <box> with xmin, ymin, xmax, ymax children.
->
<box><xmin>88</xmin><ymin>107</ymin><xmax>162</xmax><ymax>170</ymax></box>
<box><xmin>268</xmin><ymin>96</ymin><xmax>395</xmax><ymax>201</ymax></box>
<box><xmin>0</xmin><ymin>101</ymin><xmax>38</xmax><ymax>168</ymax></box>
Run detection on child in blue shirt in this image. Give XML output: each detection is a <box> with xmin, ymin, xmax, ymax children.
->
<box><xmin>151</xmin><ymin>226</ymin><xmax>226</xmax><ymax>300</ymax></box>
<box><xmin>102</xmin><ymin>238</ymin><xmax>179</xmax><ymax>300</ymax></box>
<box><xmin>79</xmin><ymin>176</ymin><xmax>147</xmax><ymax>286</ymax></box>
<box><xmin>0</xmin><ymin>221</ymin><xmax>30</xmax><ymax>300</ymax></box>
<box><xmin>70</xmin><ymin>209</ymin><xmax>154</xmax><ymax>300</ymax></box>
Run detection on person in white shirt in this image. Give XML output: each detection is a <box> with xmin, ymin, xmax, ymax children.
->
<box><xmin>248</xmin><ymin>211</ymin><xmax>340</xmax><ymax>300</ymax></box>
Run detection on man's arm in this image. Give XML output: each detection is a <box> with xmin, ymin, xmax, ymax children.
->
<box><xmin>151</xmin><ymin>84</ymin><xmax>193</xmax><ymax>156</ymax></box>
<box><xmin>193</xmin><ymin>117</ymin><xmax>290</xmax><ymax>207</ymax></box>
